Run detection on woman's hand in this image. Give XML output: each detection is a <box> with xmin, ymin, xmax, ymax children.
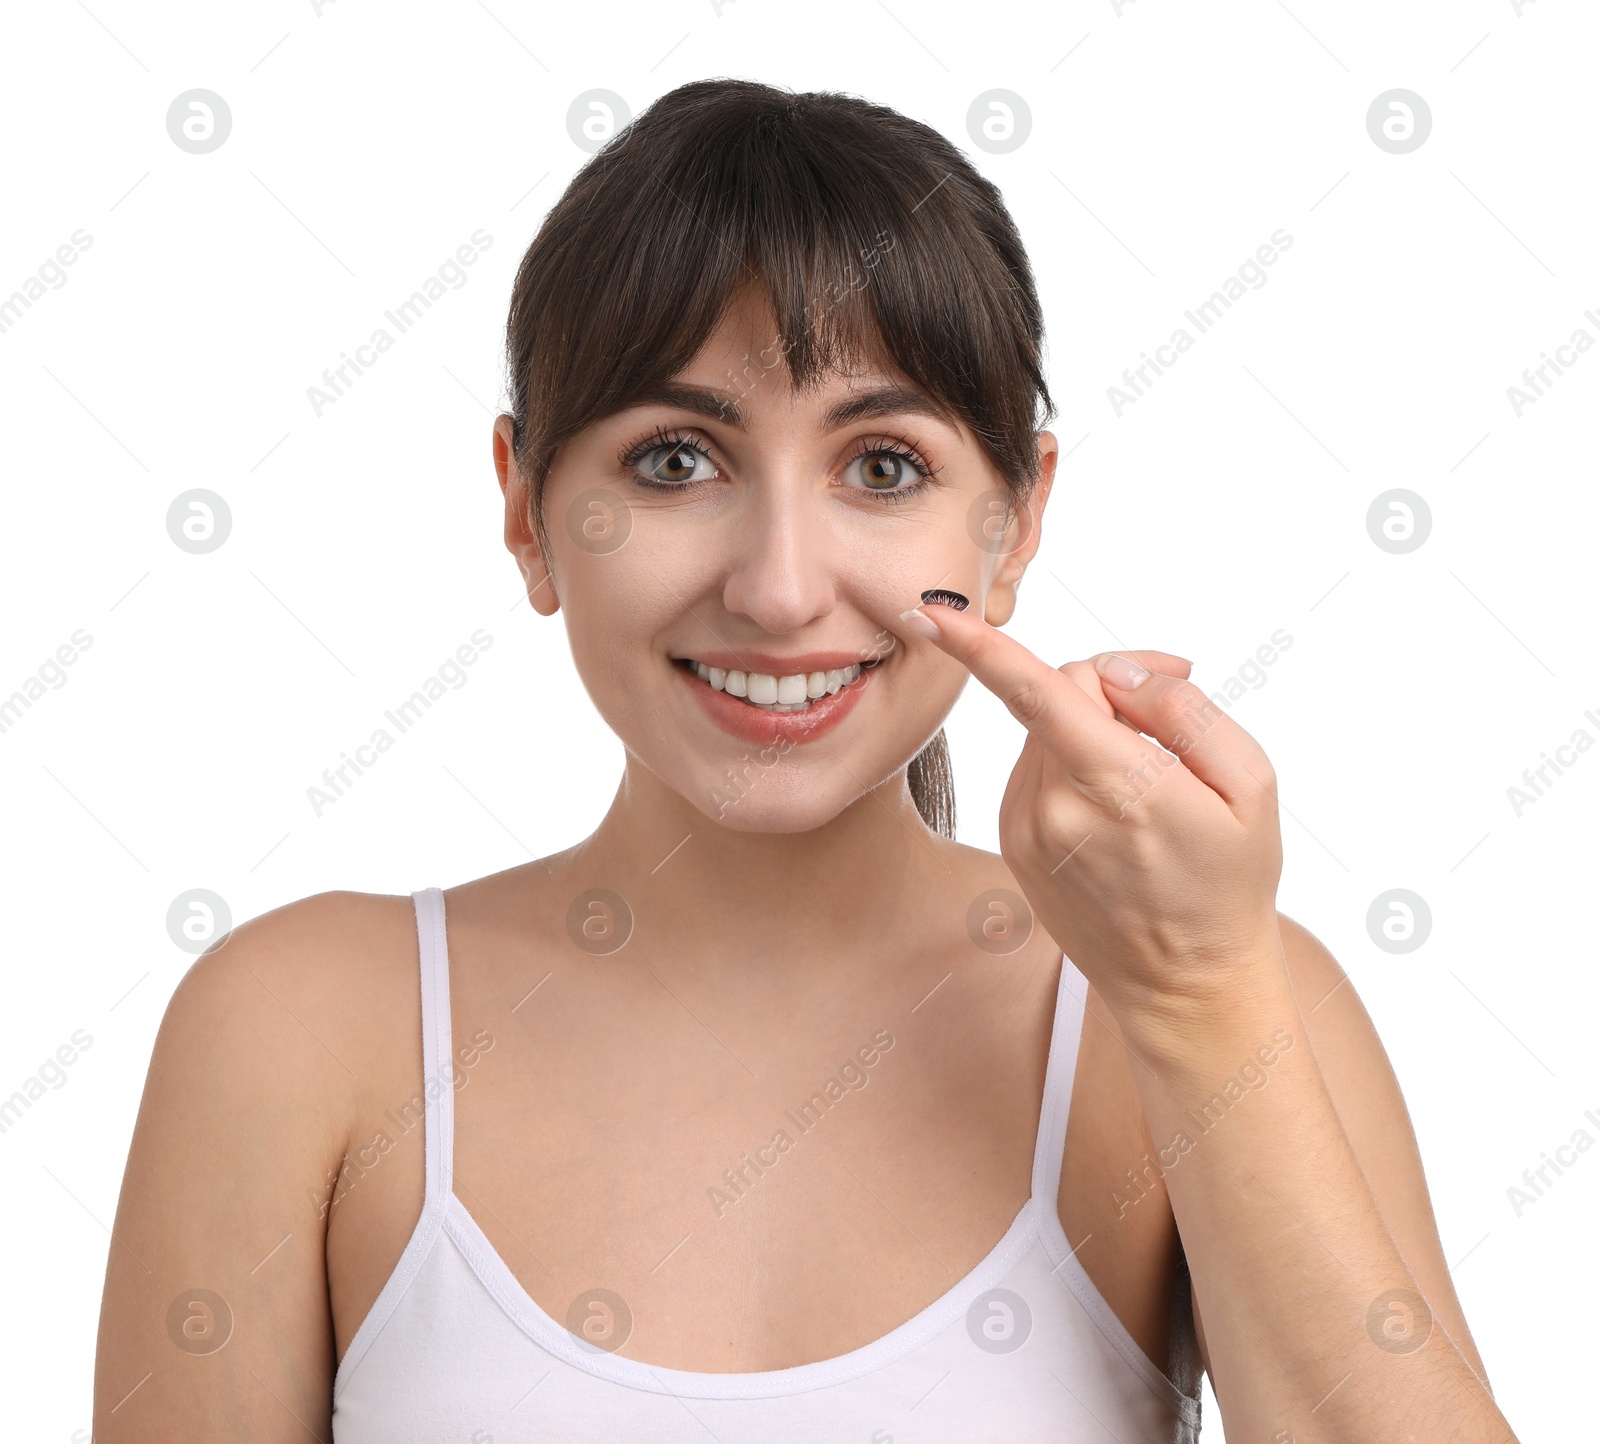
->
<box><xmin>900</xmin><ymin>598</ymin><xmax>1288</xmax><ymax>1044</ymax></box>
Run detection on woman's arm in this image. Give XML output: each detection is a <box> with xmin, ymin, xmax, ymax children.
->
<box><xmin>896</xmin><ymin>602</ymin><xmax>1518</xmax><ymax>1441</ymax></box>
<box><xmin>1177</xmin><ymin>912</ymin><xmax>1500</xmax><ymax>1437</ymax></box>
<box><xmin>94</xmin><ymin>896</ymin><xmax>360</xmax><ymax>1441</ymax></box>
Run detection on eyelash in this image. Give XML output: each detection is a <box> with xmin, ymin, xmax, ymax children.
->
<box><xmin>617</xmin><ymin>426</ymin><xmax>942</xmax><ymax>505</ymax></box>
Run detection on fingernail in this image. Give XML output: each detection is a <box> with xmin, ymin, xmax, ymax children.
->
<box><xmin>921</xmin><ymin>588</ymin><xmax>969</xmax><ymax>610</ymax></box>
<box><xmin>898</xmin><ymin>606</ymin><xmax>942</xmax><ymax>640</ymax></box>
<box><xmin>1096</xmin><ymin>653</ymin><xmax>1150</xmax><ymax>689</ymax></box>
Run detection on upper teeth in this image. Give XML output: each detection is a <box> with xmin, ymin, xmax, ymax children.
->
<box><xmin>690</xmin><ymin>660</ymin><xmax>864</xmax><ymax>709</ymax></box>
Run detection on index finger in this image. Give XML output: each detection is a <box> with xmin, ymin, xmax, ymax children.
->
<box><xmin>894</xmin><ymin>595</ymin><xmax>1160</xmax><ymax>753</ymax></box>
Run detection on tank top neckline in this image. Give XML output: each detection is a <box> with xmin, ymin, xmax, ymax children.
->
<box><xmin>331</xmin><ymin>886</ymin><xmax>1190</xmax><ymax>1410</ymax></box>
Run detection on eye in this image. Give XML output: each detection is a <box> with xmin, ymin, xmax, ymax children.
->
<box><xmin>852</xmin><ymin>451</ymin><xmax>915</xmax><ymax>489</ymax></box>
<box><xmin>626</xmin><ymin>434</ymin><xmax>719</xmax><ymax>488</ymax></box>
<box><xmin>840</xmin><ymin>437</ymin><xmax>938</xmax><ymax>501</ymax></box>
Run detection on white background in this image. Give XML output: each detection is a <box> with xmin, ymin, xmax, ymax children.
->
<box><xmin>1</xmin><ymin>0</ymin><xmax>1593</xmax><ymax>1438</ymax></box>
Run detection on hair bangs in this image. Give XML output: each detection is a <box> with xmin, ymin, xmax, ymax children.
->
<box><xmin>506</xmin><ymin>80</ymin><xmax>1052</xmax><ymax>525</ymax></box>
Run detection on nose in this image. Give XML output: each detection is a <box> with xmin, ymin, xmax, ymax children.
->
<box><xmin>718</xmin><ymin>482</ymin><xmax>837</xmax><ymax>635</ymax></box>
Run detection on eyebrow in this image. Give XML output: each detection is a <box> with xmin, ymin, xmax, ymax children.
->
<box><xmin>630</xmin><ymin>382</ymin><xmax>957</xmax><ymax>433</ymax></box>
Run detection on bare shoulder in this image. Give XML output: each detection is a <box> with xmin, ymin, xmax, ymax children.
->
<box><xmin>93</xmin><ymin>888</ymin><xmax>420</xmax><ymax>1441</ymax></box>
<box><xmin>149</xmin><ymin>888</ymin><xmax>425</xmax><ymax>1124</ymax></box>
<box><xmin>188</xmin><ymin>888</ymin><xmax>420</xmax><ymax>1018</ymax></box>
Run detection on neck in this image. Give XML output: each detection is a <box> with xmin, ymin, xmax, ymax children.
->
<box><xmin>562</xmin><ymin>757</ymin><xmax>957</xmax><ymax>988</ymax></box>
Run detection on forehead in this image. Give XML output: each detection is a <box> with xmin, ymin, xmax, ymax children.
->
<box><xmin>667</xmin><ymin>285</ymin><xmax>946</xmax><ymax>426</ymax></box>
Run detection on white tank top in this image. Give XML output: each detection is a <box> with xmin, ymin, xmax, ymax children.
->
<box><xmin>331</xmin><ymin>887</ymin><xmax>1202</xmax><ymax>1441</ymax></box>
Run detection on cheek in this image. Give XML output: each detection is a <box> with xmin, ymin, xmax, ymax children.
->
<box><xmin>555</xmin><ymin>544</ymin><xmax>681</xmax><ymax>677</ymax></box>
<box><xmin>821</xmin><ymin>505</ymin><xmax>992</xmax><ymax>611</ymax></box>
<box><xmin>858</xmin><ymin>538</ymin><xmax>993</xmax><ymax>647</ymax></box>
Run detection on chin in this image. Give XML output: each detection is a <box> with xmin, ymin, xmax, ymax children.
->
<box><xmin>687</xmin><ymin>766</ymin><xmax>861</xmax><ymax>835</ymax></box>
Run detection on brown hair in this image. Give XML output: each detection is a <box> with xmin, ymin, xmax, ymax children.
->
<box><xmin>502</xmin><ymin>79</ymin><xmax>1053</xmax><ymax>838</ymax></box>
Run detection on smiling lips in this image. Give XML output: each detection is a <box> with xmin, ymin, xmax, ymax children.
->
<box><xmin>680</xmin><ymin>658</ymin><xmax>870</xmax><ymax>712</ymax></box>
<box><xmin>672</xmin><ymin>648</ymin><xmax>887</xmax><ymax>744</ymax></box>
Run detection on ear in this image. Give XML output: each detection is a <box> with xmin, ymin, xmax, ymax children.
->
<box><xmin>982</xmin><ymin>430</ymin><xmax>1057</xmax><ymax>628</ymax></box>
<box><xmin>494</xmin><ymin>414</ymin><xmax>559</xmax><ymax>617</ymax></box>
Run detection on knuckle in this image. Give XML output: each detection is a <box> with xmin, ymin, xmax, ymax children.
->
<box><xmin>1004</xmin><ymin>678</ymin><xmax>1053</xmax><ymax>730</ymax></box>
<box><xmin>1155</xmin><ymin>684</ymin><xmax>1225</xmax><ymax>754</ymax></box>
<box><xmin>1170</xmin><ymin>681</ymin><xmax>1225</xmax><ymax>731</ymax></box>
<box><xmin>1037</xmin><ymin>795</ymin><xmax>1082</xmax><ymax>852</ymax></box>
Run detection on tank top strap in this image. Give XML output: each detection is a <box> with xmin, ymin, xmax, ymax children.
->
<box><xmin>330</xmin><ymin>890</ymin><xmax>457</xmax><ymax>1404</ymax></box>
<box><xmin>1030</xmin><ymin>952</ymin><xmax>1090</xmax><ymax>1202</ymax></box>
<box><xmin>411</xmin><ymin>886</ymin><xmax>456</xmax><ymax>1208</ymax></box>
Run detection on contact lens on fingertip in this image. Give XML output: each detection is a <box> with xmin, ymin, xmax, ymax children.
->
<box><xmin>920</xmin><ymin>588</ymin><xmax>969</xmax><ymax>611</ymax></box>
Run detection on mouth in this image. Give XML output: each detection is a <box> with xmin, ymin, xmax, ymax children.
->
<box><xmin>671</xmin><ymin>655</ymin><xmax>884</xmax><ymax>713</ymax></box>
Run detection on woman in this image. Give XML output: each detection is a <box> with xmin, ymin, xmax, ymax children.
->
<box><xmin>95</xmin><ymin>79</ymin><xmax>1518</xmax><ymax>1441</ymax></box>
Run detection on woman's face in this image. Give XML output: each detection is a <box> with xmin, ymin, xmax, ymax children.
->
<box><xmin>498</xmin><ymin>288</ymin><xmax>1056</xmax><ymax>833</ymax></box>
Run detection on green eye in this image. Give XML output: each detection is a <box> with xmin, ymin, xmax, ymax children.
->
<box><xmin>859</xmin><ymin>452</ymin><xmax>908</xmax><ymax>489</ymax></box>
